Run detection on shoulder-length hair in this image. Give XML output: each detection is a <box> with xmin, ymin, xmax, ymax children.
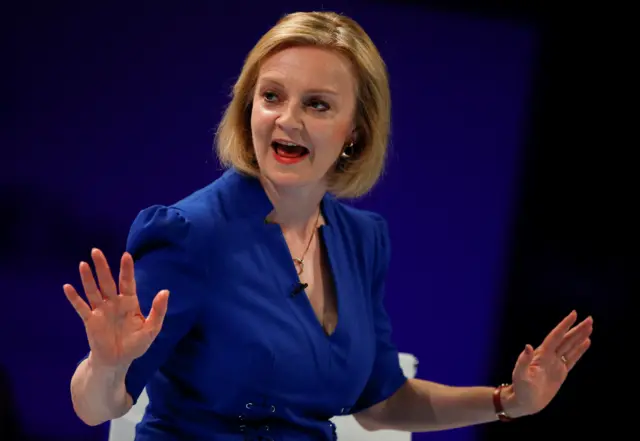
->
<box><xmin>215</xmin><ymin>11</ymin><xmax>391</xmax><ymax>198</ymax></box>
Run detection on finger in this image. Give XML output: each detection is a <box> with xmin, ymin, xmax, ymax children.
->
<box><xmin>564</xmin><ymin>338</ymin><xmax>591</xmax><ymax>371</ymax></box>
<box><xmin>63</xmin><ymin>284</ymin><xmax>92</xmax><ymax>322</ymax></box>
<box><xmin>145</xmin><ymin>290</ymin><xmax>170</xmax><ymax>336</ymax></box>
<box><xmin>512</xmin><ymin>344</ymin><xmax>534</xmax><ymax>380</ymax></box>
<box><xmin>79</xmin><ymin>261</ymin><xmax>103</xmax><ymax>309</ymax></box>
<box><xmin>119</xmin><ymin>252</ymin><xmax>137</xmax><ymax>297</ymax></box>
<box><xmin>556</xmin><ymin>316</ymin><xmax>593</xmax><ymax>356</ymax></box>
<box><xmin>91</xmin><ymin>248</ymin><xmax>118</xmax><ymax>299</ymax></box>
<box><xmin>540</xmin><ymin>310</ymin><xmax>578</xmax><ymax>351</ymax></box>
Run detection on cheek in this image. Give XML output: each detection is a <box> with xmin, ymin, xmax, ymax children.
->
<box><xmin>250</xmin><ymin>103</ymin><xmax>276</xmax><ymax>143</ymax></box>
<box><xmin>310</xmin><ymin>120</ymin><xmax>352</xmax><ymax>154</ymax></box>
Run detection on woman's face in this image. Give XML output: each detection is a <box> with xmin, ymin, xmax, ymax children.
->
<box><xmin>251</xmin><ymin>46</ymin><xmax>358</xmax><ymax>191</ymax></box>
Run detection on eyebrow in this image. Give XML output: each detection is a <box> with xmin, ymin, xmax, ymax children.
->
<box><xmin>257</xmin><ymin>77</ymin><xmax>340</xmax><ymax>96</ymax></box>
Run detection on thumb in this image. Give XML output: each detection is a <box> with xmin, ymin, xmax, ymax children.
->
<box><xmin>512</xmin><ymin>344</ymin><xmax>534</xmax><ymax>380</ymax></box>
<box><xmin>145</xmin><ymin>290</ymin><xmax>170</xmax><ymax>336</ymax></box>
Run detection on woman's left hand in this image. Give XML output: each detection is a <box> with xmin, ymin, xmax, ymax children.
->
<box><xmin>504</xmin><ymin>310</ymin><xmax>593</xmax><ymax>417</ymax></box>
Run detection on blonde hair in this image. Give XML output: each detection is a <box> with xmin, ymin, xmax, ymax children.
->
<box><xmin>215</xmin><ymin>11</ymin><xmax>391</xmax><ymax>198</ymax></box>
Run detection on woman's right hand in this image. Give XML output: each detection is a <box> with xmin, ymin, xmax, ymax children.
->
<box><xmin>64</xmin><ymin>248</ymin><xmax>170</xmax><ymax>369</ymax></box>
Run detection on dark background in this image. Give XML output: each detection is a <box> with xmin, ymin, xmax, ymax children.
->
<box><xmin>2</xmin><ymin>0</ymin><xmax>632</xmax><ymax>440</ymax></box>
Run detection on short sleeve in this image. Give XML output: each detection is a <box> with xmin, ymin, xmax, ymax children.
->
<box><xmin>351</xmin><ymin>215</ymin><xmax>407</xmax><ymax>413</ymax></box>
<box><xmin>123</xmin><ymin>205</ymin><xmax>208</xmax><ymax>404</ymax></box>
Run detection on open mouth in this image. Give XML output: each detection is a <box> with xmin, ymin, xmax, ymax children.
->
<box><xmin>271</xmin><ymin>141</ymin><xmax>310</xmax><ymax>160</ymax></box>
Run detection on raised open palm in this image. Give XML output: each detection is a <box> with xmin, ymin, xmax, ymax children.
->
<box><xmin>64</xmin><ymin>248</ymin><xmax>169</xmax><ymax>368</ymax></box>
<box><xmin>509</xmin><ymin>310</ymin><xmax>593</xmax><ymax>416</ymax></box>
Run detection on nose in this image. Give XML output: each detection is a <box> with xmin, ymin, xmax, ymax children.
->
<box><xmin>275</xmin><ymin>100</ymin><xmax>303</xmax><ymax>132</ymax></box>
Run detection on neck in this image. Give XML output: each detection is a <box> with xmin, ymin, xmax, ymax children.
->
<box><xmin>260</xmin><ymin>177</ymin><xmax>325</xmax><ymax>235</ymax></box>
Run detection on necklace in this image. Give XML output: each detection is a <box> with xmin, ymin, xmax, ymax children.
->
<box><xmin>293</xmin><ymin>209</ymin><xmax>321</xmax><ymax>276</ymax></box>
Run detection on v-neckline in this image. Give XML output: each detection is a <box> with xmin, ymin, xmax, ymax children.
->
<box><xmin>268</xmin><ymin>210</ymin><xmax>343</xmax><ymax>340</ymax></box>
<box><xmin>303</xmin><ymin>225</ymin><xmax>341</xmax><ymax>338</ymax></box>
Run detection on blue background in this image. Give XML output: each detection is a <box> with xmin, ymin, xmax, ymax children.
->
<box><xmin>2</xmin><ymin>1</ymin><xmax>629</xmax><ymax>440</ymax></box>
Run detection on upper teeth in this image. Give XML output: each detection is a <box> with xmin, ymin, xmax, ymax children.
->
<box><xmin>283</xmin><ymin>142</ymin><xmax>297</xmax><ymax>147</ymax></box>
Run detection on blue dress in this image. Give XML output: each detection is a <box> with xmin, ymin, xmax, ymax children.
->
<box><xmin>108</xmin><ymin>168</ymin><xmax>407</xmax><ymax>440</ymax></box>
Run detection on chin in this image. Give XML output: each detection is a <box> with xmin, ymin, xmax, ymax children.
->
<box><xmin>263</xmin><ymin>167</ymin><xmax>313</xmax><ymax>188</ymax></box>
<box><xmin>258</xmin><ymin>161</ymin><xmax>321</xmax><ymax>192</ymax></box>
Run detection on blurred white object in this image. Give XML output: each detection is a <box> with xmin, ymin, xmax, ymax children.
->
<box><xmin>330</xmin><ymin>352</ymin><xmax>417</xmax><ymax>441</ymax></box>
<box><xmin>108</xmin><ymin>353</ymin><xmax>418</xmax><ymax>441</ymax></box>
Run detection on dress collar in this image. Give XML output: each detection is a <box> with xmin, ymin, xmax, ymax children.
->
<box><xmin>220</xmin><ymin>167</ymin><xmax>336</xmax><ymax>227</ymax></box>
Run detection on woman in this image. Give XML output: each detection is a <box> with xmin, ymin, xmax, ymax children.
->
<box><xmin>65</xmin><ymin>11</ymin><xmax>593</xmax><ymax>441</ymax></box>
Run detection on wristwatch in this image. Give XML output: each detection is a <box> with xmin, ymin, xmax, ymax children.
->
<box><xmin>493</xmin><ymin>383</ymin><xmax>513</xmax><ymax>422</ymax></box>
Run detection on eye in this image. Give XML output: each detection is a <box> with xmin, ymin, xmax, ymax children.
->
<box><xmin>263</xmin><ymin>91</ymin><xmax>279</xmax><ymax>103</ymax></box>
<box><xmin>307</xmin><ymin>99</ymin><xmax>330</xmax><ymax>112</ymax></box>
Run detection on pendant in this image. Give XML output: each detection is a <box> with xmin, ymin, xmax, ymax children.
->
<box><xmin>293</xmin><ymin>258</ymin><xmax>304</xmax><ymax>275</ymax></box>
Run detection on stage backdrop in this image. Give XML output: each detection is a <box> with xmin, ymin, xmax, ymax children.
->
<box><xmin>1</xmin><ymin>1</ymin><xmax>537</xmax><ymax>440</ymax></box>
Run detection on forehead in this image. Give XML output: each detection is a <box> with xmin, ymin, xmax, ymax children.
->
<box><xmin>257</xmin><ymin>46</ymin><xmax>356</xmax><ymax>94</ymax></box>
